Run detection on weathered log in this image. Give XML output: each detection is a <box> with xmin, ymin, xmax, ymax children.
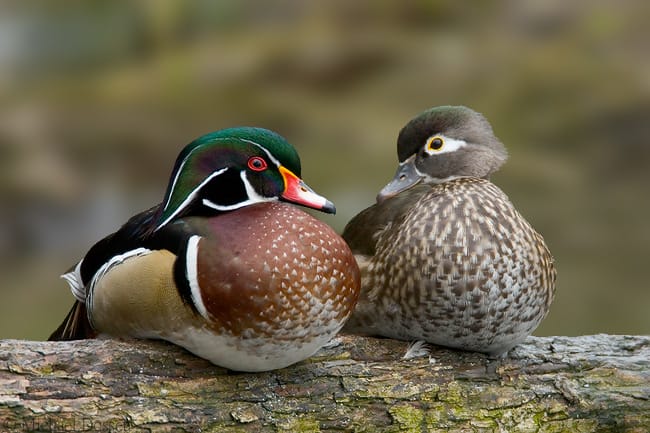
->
<box><xmin>0</xmin><ymin>334</ymin><xmax>648</xmax><ymax>432</ymax></box>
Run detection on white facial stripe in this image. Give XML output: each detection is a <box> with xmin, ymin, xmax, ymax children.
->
<box><xmin>240</xmin><ymin>170</ymin><xmax>268</xmax><ymax>202</ymax></box>
<box><xmin>162</xmin><ymin>146</ymin><xmax>203</xmax><ymax>211</ymax></box>
<box><xmin>186</xmin><ymin>235</ymin><xmax>210</xmax><ymax>320</ymax></box>
<box><xmin>155</xmin><ymin>167</ymin><xmax>229</xmax><ymax>231</ymax></box>
<box><xmin>163</xmin><ymin>164</ymin><xmax>186</xmax><ymax>211</ymax></box>
<box><xmin>163</xmin><ymin>136</ymin><xmax>270</xmax><ymax>211</ymax></box>
<box><xmin>202</xmin><ymin>170</ymin><xmax>275</xmax><ymax>212</ymax></box>
<box><xmin>163</xmin><ymin>136</ymin><xmax>244</xmax><ymax>210</ymax></box>
<box><xmin>424</xmin><ymin>134</ymin><xmax>467</xmax><ymax>155</ymax></box>
<box><xmin>160</xmin><ymin>137</ymin><xmax>280</xmax><ymax>230</ymax></box>
<box><xmin>240</xmin><ymin>138</ymin><xmax>281</xmax><ymax>168</ymax></box>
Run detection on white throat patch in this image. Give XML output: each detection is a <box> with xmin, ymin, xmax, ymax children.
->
<box><xmin>202</xmin><ymin>170</ymin><xmax>275</xmax><ymax>212</ymax></box>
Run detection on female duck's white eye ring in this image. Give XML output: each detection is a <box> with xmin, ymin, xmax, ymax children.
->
<box><xmin>426</xmin><ymin>136</ymin><xmax>444</xmax><ymax>152</ymax></box>
<box><xmin>423</xmin><ymin>135</ymin><xmax>467</xmax><ymax>155</ymax></box>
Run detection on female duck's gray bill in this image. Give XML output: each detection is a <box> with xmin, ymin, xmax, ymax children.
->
<box><xmin>377</xmin><ymin>158</ymin><xmax>422</xmax><ymax>203</ymax></box>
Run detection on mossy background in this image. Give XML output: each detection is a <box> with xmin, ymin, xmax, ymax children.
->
<box><xmin>1</xmin><ymin>1</ymin><xmax>648</xmax><ymax>340</ymax></box>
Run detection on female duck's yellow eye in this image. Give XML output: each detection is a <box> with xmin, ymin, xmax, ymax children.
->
<box><xmin>426</xmin><ymin>136</ymin><xmax>444</xmax><ymax>152</ymax></box>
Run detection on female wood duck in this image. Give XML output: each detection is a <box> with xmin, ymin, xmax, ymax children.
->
<box><xmin>49</xmin><ymin>127</ymin><xmax>361</xmax><ymax>372</ymax></box>
<box><xmin>342</xmin><ymin>106</ymin><xmax>556</xmax><ymax>356</ymax></box>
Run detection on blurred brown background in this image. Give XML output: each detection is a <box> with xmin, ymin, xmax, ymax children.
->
<box><xmin>1</xmin><ymin>1</ymin><xmax>649</xmax><ymax>340</ymax></box>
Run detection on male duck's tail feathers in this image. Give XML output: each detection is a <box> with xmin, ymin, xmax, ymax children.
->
<box><xmin>48</xmin><ymin>301</ymin><xmax>96</xmax><ymax>341</ymax></box>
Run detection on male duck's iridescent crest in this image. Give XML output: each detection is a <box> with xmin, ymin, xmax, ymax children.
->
<box><xmin>155</xmin><ymin>127</ymin><xmax>335</xmax><ymax>231</ymax></box>
<box><xmin>50</xmin><ymin>127</ymin><xmax>360</xmax><ymax>372</ymax></box>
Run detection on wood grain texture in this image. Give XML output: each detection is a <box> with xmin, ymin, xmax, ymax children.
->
<box><xmin>1</xmin><ymin>335</ymin><xmax>648</xmax><ymax>432</ymax></box>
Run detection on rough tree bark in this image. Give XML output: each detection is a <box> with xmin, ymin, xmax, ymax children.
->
<box><xmin>0</xmin><ymin>334</ymin><xmax>648</xmax><ymax>432</ymax></box>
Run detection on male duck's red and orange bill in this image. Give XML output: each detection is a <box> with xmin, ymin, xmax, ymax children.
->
<box><xmin>278</xmin><ymin>166</ymin><xmax>336</xmax><ymax>214</ymax></box>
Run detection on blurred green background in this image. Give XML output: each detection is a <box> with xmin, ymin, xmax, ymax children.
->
<box><xmin>1</xmin><ymin>1</ymin><xmax>648</xmax><ymax>340</ymax></box>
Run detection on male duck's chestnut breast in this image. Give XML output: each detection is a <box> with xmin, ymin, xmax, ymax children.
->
<box><xmin>187</xmin><ymin>202</ymin><xmax>360</xmax><ymax>335</ymax></box>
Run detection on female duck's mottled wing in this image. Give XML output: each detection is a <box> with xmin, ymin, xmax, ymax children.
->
<box><xmin>342</xmin><ymin>184</ymin><xmax>430</xmax><ymax>256</ymax></box>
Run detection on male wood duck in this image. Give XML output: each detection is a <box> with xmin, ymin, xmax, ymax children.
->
<box><xmin>342</xmin><ymin>106</ymin><xmax>556</xmax><ymax>356</ymax></box>
<box><xmin>49</xmin><ymin>127</ymin><xmax>361</xmax><ymax>372</ymax></box>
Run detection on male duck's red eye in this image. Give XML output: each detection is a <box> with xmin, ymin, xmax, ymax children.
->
<box><xmin>247</xmin><ymin>156</ymin><xmax>268</xmax><ymax>171</ymax></box>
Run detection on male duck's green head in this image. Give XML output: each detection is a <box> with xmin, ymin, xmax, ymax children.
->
<box><xmin>154</xmin><ymin>127</ymin><xmax>335</xmax><ymax>231</ymax></box>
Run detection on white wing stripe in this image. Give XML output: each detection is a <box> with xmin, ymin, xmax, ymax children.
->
<box><xmin>61</xmin><ymin>259</ymin><xmax>86</xmax><ymax>303</ymax></box>
<box><xmin>86</xmin><ymin>247</ymin><xmax>151</xmax><ymax>328</ymax></box>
